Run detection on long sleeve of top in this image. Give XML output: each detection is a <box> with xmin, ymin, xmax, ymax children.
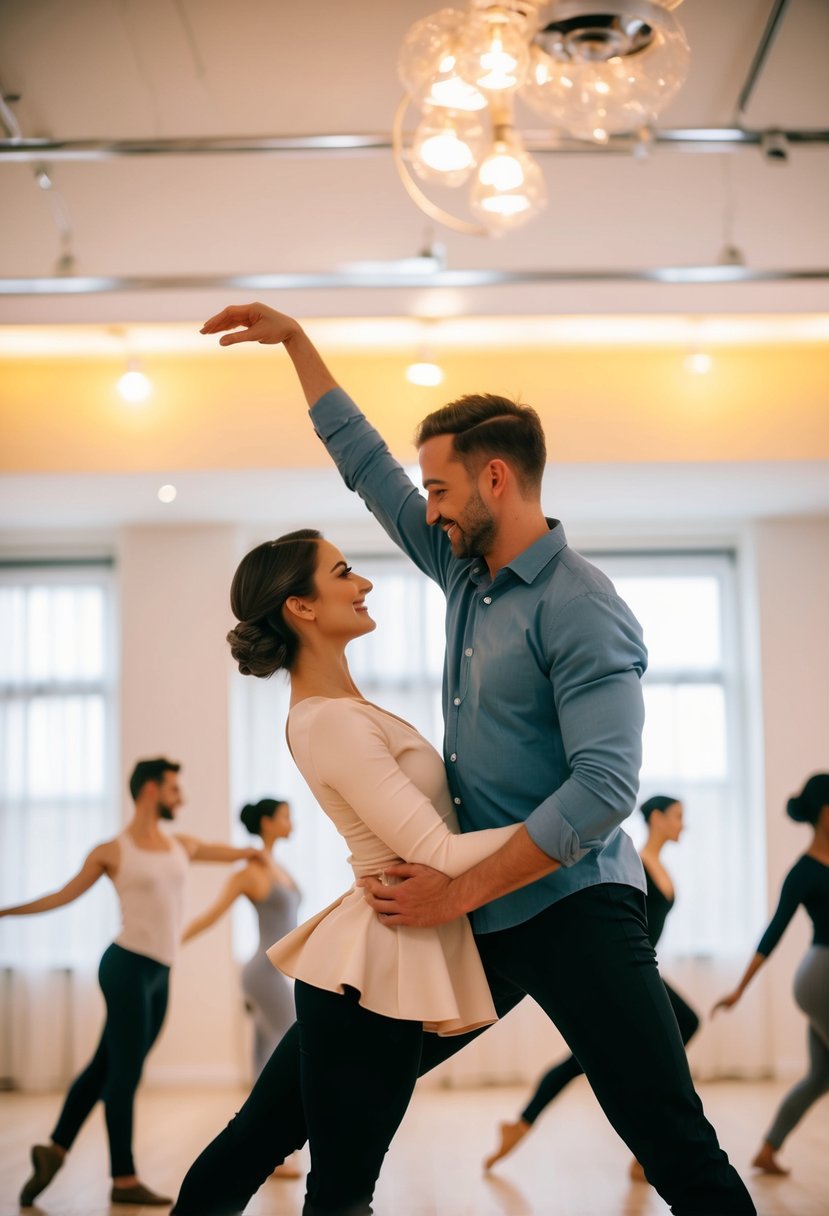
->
<box><xmin>309</xmin><ymin>387</ymin><xmax>648</xmax><ymax>933</ymax></box>
<box><xmin>756</xmin><ymin>855</ymin><xmax>829</xmax><ymax>957</ymax></box>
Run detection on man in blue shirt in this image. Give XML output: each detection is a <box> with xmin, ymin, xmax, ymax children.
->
<box><xmin>174</xmin><ymin>303</ymin><xmax>754</xmax><ymax>1216</ymax></box>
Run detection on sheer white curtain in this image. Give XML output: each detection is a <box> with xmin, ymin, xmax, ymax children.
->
<box><xmin>0</xmin><ymin>565</ymin><xmax>118</xmax><ymax>1089</ymax></box>
<box><xmin>232</xmin><ymin>549</ymin><xmax>765</xmax><ymax>1082</ymax></box>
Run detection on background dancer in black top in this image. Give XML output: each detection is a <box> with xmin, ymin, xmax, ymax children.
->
<box><xmin>0</xmin><ymin>757</ymin><xmax>264</xmax><ymax>1209</ymax></box>
<box><xmin>484</xmin><ymin>794</ymin><xmax>700</xmax><ymax>1176</ymax></box>
<box><xmin>713</xmin><ymin>773</ymin><xmax>829</xmax><ymax>1176</ymax></box>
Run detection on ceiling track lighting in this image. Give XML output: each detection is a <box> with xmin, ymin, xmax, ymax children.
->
<box><xmin>393</xmin><ymin>0</ymin><xmax>690</xmax><ymax>234</ymax></box>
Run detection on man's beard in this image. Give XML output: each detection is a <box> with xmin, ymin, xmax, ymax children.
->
<box><xmin>158</xmin><ymin>803</ymin><xmax>175</xmax><ymax>821</ymax></box>
<box><xmin>451</xmin><ymin>488</ymin><xmax>496</xmax><ymax>559</ymax></box>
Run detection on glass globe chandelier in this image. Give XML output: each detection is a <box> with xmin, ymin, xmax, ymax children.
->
<box><xmin>393</xmin><ymin>0</ymin><xmax>690</xmax><ymax>235</ymax></box>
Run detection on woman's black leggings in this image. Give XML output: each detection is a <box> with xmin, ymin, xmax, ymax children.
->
<box><xmin>174</xmin><ymin>980</ymin><xmax>422</xmax><ymax>1216</ymax></box>
<box><xmin>51</xmin><ymin>942</ymin><xmax>169</xmax><ymax>1177</ymax></box>
<box><xmin>522</xmin><ymin>977</ymin><xmax>700</xmax><ymax>1124</ymax></box>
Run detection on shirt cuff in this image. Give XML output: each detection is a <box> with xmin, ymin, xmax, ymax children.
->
<box><xmin>524</xmin><ymin>798</ymin><xmax>588</xmax><ymax>868</ymax></box>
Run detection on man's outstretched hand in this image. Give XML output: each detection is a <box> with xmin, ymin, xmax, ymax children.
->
<box><xmin>200</xmin><ymin>302</ymin><xmax>300</xmax><ymax>347</ymax></box>
<box><xmin>358</xmin><ymin>863</ymin><xmax>459</xmax><ymax>928</ymax></box>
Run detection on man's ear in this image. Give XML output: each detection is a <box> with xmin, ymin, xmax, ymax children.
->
<box><xmin>284</xmin><ymin>596</ymin><xmax>315</xmax><ymax>623</ymax></box>
<box><xmin>484</xmin><ymin>458</ymin><xmax>510</xmax><ymax>497</ymax></box>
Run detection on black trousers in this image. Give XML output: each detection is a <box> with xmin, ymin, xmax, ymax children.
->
<box><xmin>173</xmin><ymin>884</ymin><xmax>754</xmax><ymax>1216</ymax></box>
<box><xmin>523</xmin><ymin>975</ymin><xmax>701</xmax><ymax>1124</ymax></box>
<box><xmin>51</xmin><ymin>943</ymin><xmax>169</xmax><ymax>1176</ymax></box>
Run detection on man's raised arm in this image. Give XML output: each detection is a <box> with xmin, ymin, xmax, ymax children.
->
<box><xmin>201</xmin><ymin>302</ymin><xmax>336</xmax><ymax>407</ymax></box>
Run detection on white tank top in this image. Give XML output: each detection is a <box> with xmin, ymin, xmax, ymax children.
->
<box><xmin>112</xmin><ymin>831</ymin><xmax>190</xmax><ymax>966</ymax></box>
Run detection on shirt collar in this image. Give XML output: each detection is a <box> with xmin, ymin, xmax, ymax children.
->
<box><xmin>504</xmin><ymin>519</ymin><xmax>568</xmax><ymax>585</ymax></box>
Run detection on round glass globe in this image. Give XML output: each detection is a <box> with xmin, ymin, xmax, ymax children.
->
<box><xmin>470</xmin><ymin>139</ymin><xmax>546</xmax><ymax>231</ymax></box>
<box><xmin>398</xmin><ymin>8</ymin><xmax>467</xmax><ymax>96</ymax></box>
<box><xmin>117</xmin><ymin>368</ymin><xmax>152</xmax><ymax>403</ymax></box>
<box><xmin>412</xmin><ymin>109</ymin><xmax>486</xmax><ymax>186</ymax></box>
<box><xmin>523</xmin><ymin>12</ymin><xmax>690</xmax><ymax>139</ymax></box>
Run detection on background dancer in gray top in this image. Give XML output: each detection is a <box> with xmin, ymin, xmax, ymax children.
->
<box><xmin>1</xmin><ymin>756</ymin><xmax>264</xmax><ymax>1209</ymax></box>
<box><xmin>184</xmin><ymin>797</ymin><xmax>302</xmax><ymax>1178</ymax></box>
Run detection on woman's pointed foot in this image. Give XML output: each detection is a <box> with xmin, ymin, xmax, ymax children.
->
<box><xmin>751</xmin><ymin>1142</ymin><xmax>790</xmax><ymax>1176</ymax></box>
<box><xmin>484</xmin><ymin>1119</ymin><xmax>531</xmax><ymax>1170</ymax></box>
<box><xmin>20</xmin><ymin>1143</ymin><xmax>65</xmax><ymax>1206</ymax></box>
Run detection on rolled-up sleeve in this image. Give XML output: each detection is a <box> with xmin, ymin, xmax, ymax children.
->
<box><xmin>525</xmin><ymin>592</ymin><xmax>647</xmax><ymax>866</ymax></box>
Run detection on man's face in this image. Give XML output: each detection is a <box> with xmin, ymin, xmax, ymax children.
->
<box><xmin>419</xmin><ymin>434</ymin><xmax>496</xmax><ymax>560</ymax></box>
<box><xmin>156</xmin><ymin>771</ymin><xmax>184</xmax><ymax>821</ymax></box>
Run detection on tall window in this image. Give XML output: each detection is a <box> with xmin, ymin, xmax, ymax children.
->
<box><xmin>593</xmin><ymin>551</ymin><xmax>760</xmax><ymax>956</ymax></box>
<box><xmin>0</xmin><ymin>564</ymin><xmax>119</xmax><ymax>968</ymax></box>
<box><xmin>232</xmin><ymin>550</ymin><xmax>758</xmax><ymax>960</ymax></box>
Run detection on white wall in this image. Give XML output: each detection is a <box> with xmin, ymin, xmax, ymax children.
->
<box><xmin>118</xmin><ymin>523</ymin><xmax>248</xmax><ymax>1086</ymax></box>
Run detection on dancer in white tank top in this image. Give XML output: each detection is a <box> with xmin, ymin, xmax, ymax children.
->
<box><xmin>1</xmin><ymin>756</ymin><xmax>266</xmax><ymax>1208</ymax></box>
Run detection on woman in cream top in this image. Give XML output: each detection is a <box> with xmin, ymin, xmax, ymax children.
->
<box><xmin>272</xmin><ymin>694</ymin><xmax>518</xmax><ymax>1034</ymax></box>
<box><xmin>173</xmin><ymin>529</ymin><xmax>518</xmax><ymax>1216</ymax></box>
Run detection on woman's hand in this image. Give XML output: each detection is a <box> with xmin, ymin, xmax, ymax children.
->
<box><xmin>200</xmin><ymin>302</ymin><xmax>301</xmax><ymax>347</ymax></box>
<box><xmin>711</xmin><ymin>991</ymin><xmax>741</xmax><ymax>1016</ymax></box>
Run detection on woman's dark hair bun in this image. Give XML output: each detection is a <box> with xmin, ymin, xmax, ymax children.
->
<box><xmin>228</xmin><ymin>529</ymin><xmax>321</xmax><ymax>678</ymax></box>
<box><xmin>240</xmin><ymin>798</ymin><xmax>283</xmax><ymax>836</ymax></box>
<box><xmin>640</xmin><ymin>794</ymin><xmax>681</xmax><ymax>823</ymax></box>
<box><xmin>227</xmin><ymin>620</ymin><xmax>289</xmax><ymax>679</ymax></box>
<box><xmin>786</xmin><ymin>773</ymin><xmax>829</xmax><ymax>826</ymax></box>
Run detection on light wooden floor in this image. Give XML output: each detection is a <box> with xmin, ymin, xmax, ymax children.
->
<box><xmin>1</xmin><ymin>1080</ymin><xmax>827</xmax><ymax>1215</ymax></box>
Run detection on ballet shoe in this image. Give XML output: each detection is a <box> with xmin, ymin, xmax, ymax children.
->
<box><xmin>483</xmin><ymin>1119</ymin><xmax>531</xmax><ymax>1170</ymax></box>
<box><xmin>629</xmin><ymin>1159</ymin><xmax>647</xmax><ymax>1182</ymax></box>
<box><xmin>751</xmin><ymin>1144</ymin><xmax>790</xmax><ymax>1176</ymax></box>
<box><xmin>111</xmin><ymin>1181</ymin><xmax>173</xmax><ymax>1205</ymax></box>
<box><xmin>20</xmin><ymin>1143</ymin><xmax>65</xmax><ymax>1206</ymax></box>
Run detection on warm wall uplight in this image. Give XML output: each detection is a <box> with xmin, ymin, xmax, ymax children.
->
<box><xmin>406</xmin><ymin>359</ymin><xmax>444</xmax><ymax>387</ymax></box>
<box><xmin>157</xmin><ymin>484</ymin><xmax>177</xmax><ymax>503</ymax></box>
<box><xmin>685</xmin><ymin>351</ymin><xmax>713</xmax><ymax>375</ymax></box>
<box><xmin>117</xmin><ymin>360</ymin><xmax>153</xmax><ymax>403</ymax></box>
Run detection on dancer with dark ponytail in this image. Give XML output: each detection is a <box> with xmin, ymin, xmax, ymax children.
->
<box><xmin>712</xmin><ymin>773</ymin><xmax>829</xmax><ymax>1175</ymax></box>
<box><xmin>484</xmin><ymin>794</ymin><xmax>700</xmax><ymax>1176</ymax></box>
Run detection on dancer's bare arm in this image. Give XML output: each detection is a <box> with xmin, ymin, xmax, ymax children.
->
<box><xmin>182</xmin><ymin>868</ymin><xmax>261</xmax><ymax>942</ymax></box>
<box><xmin>0</xmin><ymin>840</ymin><xmax>115</xmax><ymax>917</ymax></box>
<box><xmin>201</xmin><ymin>302</ymin><xmax>336</xmax><ymax>407</ymax></box>
<box><xmin>176</xmin><ymin>834</ymin><xmax>266</xmax><ymax>865</ymax></box>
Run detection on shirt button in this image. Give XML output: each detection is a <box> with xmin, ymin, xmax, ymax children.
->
<box><xmin>450</xmin><ymin>753</ymin><xmax>457</xmax><ymax>762</ymax></box>
<box><xmin>483</xmin><ymin>596</ymin><xmax>492</xmax><ymax>604</ymax></box>
<box><xmin>453</xmin><ymin>697</ymin><xmax>461</xmax><ymax>706</ymax></box>
<box><xmin>454</xmin><ymin>797</ymin><xmax>462</xmax><ymax>805</ymax></box>
<box><xmin>465</xmin><ymin>647</ymin><xmax>473</xmax><ymax>657</ymax></box>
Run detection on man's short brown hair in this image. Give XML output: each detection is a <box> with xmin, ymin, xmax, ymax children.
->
<box><xmin>415</xmin><ymin>393</ymin><xmax>546</xmax><ymax>496</ymax></box>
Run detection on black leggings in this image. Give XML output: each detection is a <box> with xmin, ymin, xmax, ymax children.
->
<box><xmin>51</xmin><ymin>942</ymin><xmax>169</xmax><ymax>1177</ymax></box>
<box><xmin>522</xmin><ymin>977</ymin><xmax>701</xmax><ymax>1124</ymax></box>
<box><xmin>173</xmin><ymin>885</ymin><xmax>754</xmax><ymax>1216</ymax></box>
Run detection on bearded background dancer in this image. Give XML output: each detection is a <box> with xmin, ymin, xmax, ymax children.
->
<box><xmin>1</xmin><ymin>756</ymin><xmax>265</xmax><ymax>1209</ymax></box>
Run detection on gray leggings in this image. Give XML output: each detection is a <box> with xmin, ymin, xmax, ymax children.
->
<box><xmin>766</xmin><ymin>945</ymin><xmax>829</xmax><ymax>1149</ymax></box>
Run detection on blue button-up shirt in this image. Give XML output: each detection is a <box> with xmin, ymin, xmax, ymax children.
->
<box><xmin>311</xmin><ymin>388</ymin><xmax>647</xmax><ymax>933</ymax></box>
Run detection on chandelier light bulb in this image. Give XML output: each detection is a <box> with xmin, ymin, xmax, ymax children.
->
<box><xmin>685</xmin><ymin>351</ymin><xmax>712</xmax><ymax>375</ymax></box>
<box><xmin>457</xmin><ymin>11</ymin><xmax>530</xmax><ymax>94</ymax></box>
<box><xmin>470</xmin><ymin>130</ymin><xmax>546</xmax><ymax>231</ymax></box>
<box><xmin>157</xmin><ymin>484</ymin><xmax>178</xmax><ymax>503</ymax></box>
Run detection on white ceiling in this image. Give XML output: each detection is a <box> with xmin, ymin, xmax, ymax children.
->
<box><xmin>1</xmin><ymin>0</ymin><xmax>828</xmax><ymax>324</ymax></box>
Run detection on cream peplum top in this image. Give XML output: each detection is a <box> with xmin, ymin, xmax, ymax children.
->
<box><xmin>267</xmin><ymin>696</ymin><xmax>520</xmax><ymax>1035</ymax></box>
